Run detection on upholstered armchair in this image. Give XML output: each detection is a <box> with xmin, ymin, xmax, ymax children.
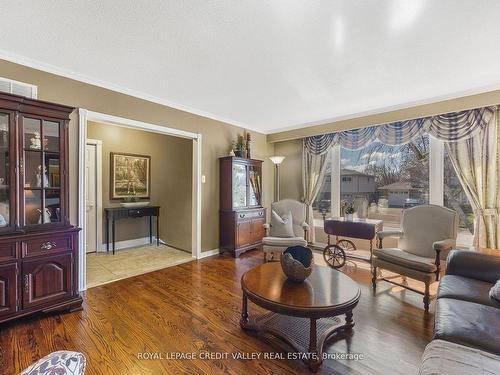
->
<box><xmin>372</xmin><ymin>204</ymin><xmax>458</xmax><ymax>311</ymax></box>
<box><xmin>262</xmin><ymin>199</ymin><xmax>310</xmax><ymax>262</ymax></box>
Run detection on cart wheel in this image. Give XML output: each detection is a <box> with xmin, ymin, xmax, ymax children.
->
<box><xmin>323</xmin><ymin>244</ymin><xmax>346</xmax><ymax>269</ymax></box>
<box><xmin>336</xmin><ymin>239</ymin><xmax>356</xmax><ymax>253</ymax></box>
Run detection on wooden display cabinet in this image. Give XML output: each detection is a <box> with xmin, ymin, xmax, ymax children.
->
<box><xmin>219</xmin><ymin>157</ymin><xmax>266</xmax><ymax>257</ymax></box>
<box><xmin>0</xmin><ymin>92</ymin><xmax>82</xmax><ymax>324</ymax></box>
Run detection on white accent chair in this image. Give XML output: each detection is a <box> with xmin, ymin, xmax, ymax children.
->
<box><xmin>262</xmin><ymin>199</ymin><xmax>309</xmax><ymax>262</ymax></box>
<box><xmin>372</xmin><ymin>204</ymin><xmax>458</xmax><ymax>311</ymax></box>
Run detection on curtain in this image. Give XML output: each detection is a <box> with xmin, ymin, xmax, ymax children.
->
<box><xmin>302</xmin><ymin>145</ymin><xmax>331</xmax><ymax>243</ymax></box>
<box><xmin>445</xmin><ymin>108</ymin><xmax>500</xmax><ymax>248</ymax></box>
<box><xmin>303</xmin><ymin>106</ymin><xmax>496</xmax><ymax>154</ymax></box>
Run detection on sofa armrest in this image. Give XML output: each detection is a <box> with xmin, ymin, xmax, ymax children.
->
<box><xmin>263</xmin><ymin>223</ymin><xmax>270</xmax><ymax>236</ymax></box>
<box><xmin>446</xmin><ymin>249</ymin><xmax>500</xmax><ymax>283</ymax></box>
<box><xmin>377</xmin><ymin>230</ymin><xmax>403</xmax><ymax>239</ymax></box>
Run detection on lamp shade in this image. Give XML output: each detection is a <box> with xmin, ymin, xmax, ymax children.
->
<box><xmin>269</xmin><ymin>156</ymin><xmax>285</xmax><ymax>165</ymax></box>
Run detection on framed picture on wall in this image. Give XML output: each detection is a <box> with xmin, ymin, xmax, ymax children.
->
<box><xmin>110</xmin><ymin>152</ymin><xmax>151</xmax><ymax>199</ymax></box>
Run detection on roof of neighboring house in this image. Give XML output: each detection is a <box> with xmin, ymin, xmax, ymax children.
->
<box><xmin>341</xmin><ymin>169</ymin><xmax>373</xmax><ymax>178</ymax></box>
<box><xmin>378</xmin><ymin>181</ymin><xmax>416</xmax><ymax>190</ymax></box>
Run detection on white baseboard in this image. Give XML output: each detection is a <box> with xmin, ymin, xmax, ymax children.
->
<box><xmin>197</xmin><ymin>248</ymin><xmax>220</xmax><ymax>259</ymax></box>
<box><xmin>98</xmin><ymin>236</ymin><xmax>160</xmax><ymax>252</ymax></box>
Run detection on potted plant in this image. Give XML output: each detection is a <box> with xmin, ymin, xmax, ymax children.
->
<box><xmin>344</xmin><ymin>202</ymin><xmax>355</xmax><ymax>221</ymax></box>
<box><xmin>233</xmin><ymin>135</ymin><xmax>246</xmax><ymax>157</ymax></box>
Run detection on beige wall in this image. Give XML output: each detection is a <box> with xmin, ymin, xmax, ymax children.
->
<box><xmin>87</xmin><ymin>121</ymin><xmax>192</xmax><ymax>251</ymax></box>
<box><xmin>0</xmin><ymin>59</ymin><xmax>275</xmax><ymax>252</ymax></box>
<box><xmin>275</xmin><ymin>139</ymin><xmax>302</xmax><ymax>201</ymax></box>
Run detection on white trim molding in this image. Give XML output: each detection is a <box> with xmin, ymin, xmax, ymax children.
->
<box><xmin>197</xmin><ymin>248</ymin><xmax>220</xmax><ymax>259</ymax></box>
<box><xmin>85</xmin><ymin>139</ymin><xmax>103</xmax><ymax>252</ymax></box>
<box><xmin>77</xmin><ymin>109</ymin><xmax>203</xmax><ymax>291</ymax></box>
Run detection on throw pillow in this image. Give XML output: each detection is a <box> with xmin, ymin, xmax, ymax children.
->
<box><xmin>490</xmin><ymin>279</ymin><xmax>500</xmax><ymax>302</ymax></box>
<box><xmin>270</xmin><ymin>210</ymin><xmax>295</xmax><ymax>238</ymax></box>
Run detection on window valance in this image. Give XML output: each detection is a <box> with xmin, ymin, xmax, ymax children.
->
<box><xmin>304</xmin><ymin>106</ymin><xmax>496</xmax><ymax>155</ymax></box>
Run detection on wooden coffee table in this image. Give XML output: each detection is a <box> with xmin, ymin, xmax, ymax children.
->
<box><xmin>240</xmin><ymin>262</ymin><xmax>361</xmax><ymax>372</ymax></box>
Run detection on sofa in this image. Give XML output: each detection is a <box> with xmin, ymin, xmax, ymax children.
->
<box><xmin>420</xmin><ymin>250</ymin><xmax>500</xmax><ymax>374</ymax></box>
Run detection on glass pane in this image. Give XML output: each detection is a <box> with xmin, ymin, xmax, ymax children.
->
<box><xmin>444</xmin><ymin>148</ymin><xmax>473</xmax><ymax>247</ymax></box>
<box><xmin>0</xmin><ymin>114</ymin><xmax>9</xmax><ymax>227</ymax></box>
<box><xmin>248</xmin><ymin>166</ymin><xmax>262</xmax><ymax>206</ymax></box>
<box><xmin>25</xmin><ymin>189</ymin><xmax>42</xmax><ymax>225</ymax></box>
<box><xmin>43</xmin><ymin>120</ymin><xmax>59</xmax><ymax>152</ymax></box>
<box><xmin>24</xmin><ymin>151</ymin><xmax>43</xmax><ymax>188</ymax></box>
<box><xmin>232</xmin><ymin>163</ymin><xmax>247</xmax><ymax>208</ymax></box>
<box><xmin>45</xmin><ymin>189</ymin><xmax>61</xmax><ymax>223</ymax></box>
<box><xmin>45</xmin><ymin>154</ymin><xmax>60</xmax><ymax>188</ymax></box>
<box><xmin>24</xmin><ymin>118</ymin><xmax>42</xmax><ymax>150</ymax></box>
<box><xmin>340</xmin><ymin>135</ymin><xmax>429</xmax><ymax>226</ymax></box>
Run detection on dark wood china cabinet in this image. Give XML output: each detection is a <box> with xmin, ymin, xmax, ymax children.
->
<box><xmin>219</xmin><ymin>157</ymin><xmax>266</xmax><ymax>257</ymax></box>
<box><xmin>0</xmin><ymin>92</ymin><xmax>82</xmax><ymax>324</ymax></box>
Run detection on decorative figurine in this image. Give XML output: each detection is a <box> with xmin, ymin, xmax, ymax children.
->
<box><xmin>36</xmin><ymin>165</ymin><xmax>50</xmax><ymax>188</ymax></box>
<box><xmin>30</xmin><ymin>131</ymin><xmax>42</xmax><ymax>149</ymax></box>
<box><xmin>37</xmin><ymin>207</ymin><xmax>52</xmax><ymax>224</ymax></box>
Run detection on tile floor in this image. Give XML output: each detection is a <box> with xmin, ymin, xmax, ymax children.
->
<box><xmin>86</xmin><ymin>245</ymin><xmax>193</xmax><ymax>288</ymax></box>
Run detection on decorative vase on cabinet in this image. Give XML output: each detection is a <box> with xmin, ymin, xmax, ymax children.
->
<box><xmin>0</xmin><ymin>92</ymin><xmax>82</xmax><ymax>324</ymax></box>
<box><xmin>219</xmin><ymin>157</ymin><xmax>266</xmax><ymax>257</ymax></box>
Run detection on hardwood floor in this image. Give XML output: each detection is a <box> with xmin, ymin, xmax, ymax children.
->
<box><xmin>0</xmin><ymin>251</ymin><xmax>434</xmax><ymax>375</ymax></box>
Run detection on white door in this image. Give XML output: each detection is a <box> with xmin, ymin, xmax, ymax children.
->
<box><xmin>85</xmin><ymin>143</ymin><xmax>97</xmax><ymax>253</ymax></box>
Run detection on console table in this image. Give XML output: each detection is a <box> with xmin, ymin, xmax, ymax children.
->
<box><xmin>104</xmin><ymin>206</ymin><xmax>160</xmax><ymax>254</ymax></box>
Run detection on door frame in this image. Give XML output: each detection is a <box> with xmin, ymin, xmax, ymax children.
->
<box><xmin>85</xmin><ymin>139</ymin><xmax>103</xmax><ymax>253</ymax></box>
<box><xmin>78</xmin><ymin>109</ymin><xmax>202</xmax><ymax>291</ymax></box>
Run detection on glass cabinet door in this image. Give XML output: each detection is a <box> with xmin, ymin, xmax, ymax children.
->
<box><xmin>232</xmin><ymin>163</ymin><xmax>247</xmax><ymax>208</ymax></box>
<box><xmin>0</xmin><ymin>113</ymin><xmax>11</xmax><ymax>229</ymax></box>
<box><xmin>248</xmin><ymin>165</ymin><xmax>262</xmax><ymax>207</ymax></box>
<box><xmin>22</xmin><ymin>117</ymin><xmax>62</xmax><ymax>226</ymax></box>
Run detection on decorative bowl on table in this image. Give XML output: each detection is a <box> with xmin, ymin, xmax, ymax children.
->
<box><xmin>119</xmin><ymin>201</ymin><xmax>150</xmax><ymax>208</ymax></box>
<box><xmin>280</xmin><ymin>246</ymin><xmax>313</xmax><ymax>282</ymax></box>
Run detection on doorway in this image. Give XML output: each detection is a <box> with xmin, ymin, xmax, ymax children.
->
<box><xmin>78</xmin><ymin>110</ymin><xmax>202</xmax><ymax>291</ymax></box>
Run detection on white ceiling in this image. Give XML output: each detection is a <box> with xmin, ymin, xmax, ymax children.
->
<box><xmin>1</xmin><ymin>1</ymin><xmax>500</xmax><ymax>134</ymax></box>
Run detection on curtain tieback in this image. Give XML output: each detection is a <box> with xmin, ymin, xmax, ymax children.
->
<box><xmin>474</xmin><ymin>208</ymin><xmax>499</xmax><ymax>217</ymax></box>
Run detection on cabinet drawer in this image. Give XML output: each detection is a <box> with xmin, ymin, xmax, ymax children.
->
<box><xmin>0</xmin><ymin>242</ymin><xmax>18</xmax><ymax>261</ymax></box>
<box><xmin>128</xmin><ymin>207</ymin><xmax>156</xmax><ymax>217</ymax></box>
<box><xmin>236</xmin><ymin>209</ymin><xmax>265</xmax><ymax>221</ymax></box>
<box><xmin>22</xmin><ymin>234</ymin><xmax>73</xmax><ymax>258</ymax></box>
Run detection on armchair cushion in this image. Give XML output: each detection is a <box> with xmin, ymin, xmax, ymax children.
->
<box><xmin>270</xmin><ymin>210</ymin><xmax>294</xmax><ymax>238</ymax></box>
<box><xmin>373</xmin><ymin>248</ymin><xmax>437</xmax><ymax>273</ymax></box>
<box><xmin>262</xmin><ymin>236</ymin><xmax>307</xmax><ymax>247</ymax></box>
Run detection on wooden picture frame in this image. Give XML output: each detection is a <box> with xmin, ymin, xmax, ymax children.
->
<box><xmin>110</xmin><ymin>152</ymin><xmax>151</xmax><ymax>199</ymax></box>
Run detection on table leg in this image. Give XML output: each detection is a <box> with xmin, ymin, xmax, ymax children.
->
<box><xmin>112</xmin><ymin>219</ymin><xmax>116</xmax><ymax>255</ymax></box>
<box><xmin>156</xmin><ymin>215</ymin><xmax>160</xmax><ymax>246</ymax></box>
<box><xmin>345</xmin><ymin>310</ymin><xmax>354</xmax><ymax>333</ymax></box>
<box><xmin>149</xmin><ymin>215</ymin><xmax>153</xmax><ymax>244</ymax></box>
<box><xmin>106</xmin><ymin>215</ymin><xmax>109</xmax><ymax>253</ymax></box>
<box><xmin>369</xmin><ymin>239</ymin><xmax>373</xmax><ymax>262</ymax></box>
<box><xmin>240</xmin><ymin>292</ymin><xmax>249</xmax><ymax>329</ymax></box>
<box><xmin>308</xmin><ymin>318</ymin><xmax>321</xmax><ymax>372</ymax></box>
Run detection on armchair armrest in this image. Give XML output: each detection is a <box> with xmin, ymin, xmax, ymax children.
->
<box><xmin>433</xmin><ymin>238</ymin><xmax>455</xmax><ymax>281</ymax></box>
<box><xmin>446</xmin><ymin>250</ymin><xmax>500</xmax><ymax>283</ymax></box>
<box><xmin>377</xmin><ymin>230</ymin><xmax>403</xmax><ymax>239</ymax></box>
<box><xmin>376</xmin><ymin>230</ymin><xmax>403</xmax><ymax>249</ymax></box>
<box><xmin>263</xmin><ymin>223</ymin><xmax>270</xmax><ymax>236</ymax></box>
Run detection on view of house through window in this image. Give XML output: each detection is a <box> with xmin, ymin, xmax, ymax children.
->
<box><xmin>312</xmin><ymin>135</ymin><xmax>474</xmax><ymax>248</ymax></box>
<box><xmin>339</xmin><ymin>135</ymin><xmax>430</xmax><ymax>230</ymax></box>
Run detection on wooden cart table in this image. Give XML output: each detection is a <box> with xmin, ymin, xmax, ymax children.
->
<box><xmin>240</xmin><ymin>262</ymin><xmax>360</xmax><ymax>372</ymax></box>
<box><xmin>323</xmin><ymin>218</ymin><xmax>383</xmax><ymax>268</ymax></box>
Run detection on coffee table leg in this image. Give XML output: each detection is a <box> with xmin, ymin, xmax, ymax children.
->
<box><xmin>308</xmin><ymin>318</ymin><xmax>321</xmax><ymax>372</ymax></box>
<box><xmin>240</xmin><ymin>292</ymin><xmax>249</xmax><ymax>329</ymax></box>
<box><xmin>345</xmin><ymin>310</ymin><xmax>354</xmax><ymax>333</ymax></box>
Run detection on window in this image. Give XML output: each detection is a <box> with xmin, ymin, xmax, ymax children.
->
<box><xmin>312</xmin><ymin>158</ymin><xmax>331</xmax><ymax>218</ymax></box>
<box><xmin>339</xmin><ymin>135</ymin><xmax>429</xmax><ymax>229</ymax></box>
<box><xmin>444</xmin><ymin>148</ymin><xmax>473</xmax><ymax>247</ymax></box>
